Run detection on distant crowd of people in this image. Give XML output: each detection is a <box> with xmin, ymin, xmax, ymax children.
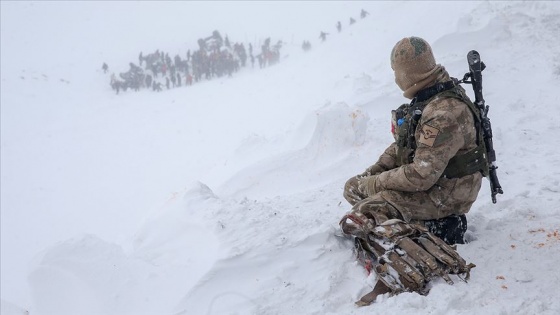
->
<box><xmin>103</xmin><ymin>30</ymin><xmax>283</xmax><ymax>94</ymax></box>
<box><xmin>102</xmin><ymin>8</ymin><xmax>370</xmax><ymax>95</ymax></box>
<box><xmin>303</xmin><ymin>8</ymin><xmax>370</xmax><ymax>51</ymax></box>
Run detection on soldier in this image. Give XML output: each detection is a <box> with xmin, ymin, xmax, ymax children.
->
<box><xmin>319</xmin><ymin>31</ymin><xmax>328</xmax><ymax>42</ymax></box>
<box><xmin>102</xmin><ymin>62</ymin><xmax>108</xmax><ymax>73</ymax></box>
<box><xmin>340</xmin><ymin>37</ymin><xmax>484</xmax><ymax>304</ymax></box>
<box><xmin>349</xmin><ymin>17</ymin><xmax>356</xmax><ymax>25</ymax></box>
<box><xmin>336</xmin><ymin>21</ymin><xmax>342</xmax><ymax>33</ymax></box>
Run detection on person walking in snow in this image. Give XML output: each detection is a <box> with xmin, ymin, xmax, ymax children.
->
<box><xmin>170</xmin><ymin>72</ymin><xmax>176</xmax><ymax>87</ymax></box>
<box><xmin>319</xmin><ymin>31</ymin><xmax>329</xmax><ymax>42</ymax></box>
<box><xmin>152</xmin><ymin>81</ymin><xmax>162</xmax><ymax>92</ymax></box>
<box><xmin>340</xmin><ymin>36</ymin><xmax>484</xmax><ymax>304</ymax></box>
<box><xmin>336</xmin><ymin>21</ymin><xmax>342</xmax><ymax>33</ymax></box>
<box><xmin>360</xmin><ymin>9</ymin><xmax>369</xmax><ymax>19</ymax></box>
<box><xmin>145</xmin><ymin>74</ymin><xmax>152</xmax><ymax>89</ymax></box>
<box><xmin>102</xmin><ymin>62</ymin><xmax>108</xmax><ymax>73</ymax></box>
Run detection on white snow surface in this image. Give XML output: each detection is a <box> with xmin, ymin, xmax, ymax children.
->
<box><xmin>2</xmin><ymin>1</ymin><xmax>560</xmax><ymax>315</ymax></box>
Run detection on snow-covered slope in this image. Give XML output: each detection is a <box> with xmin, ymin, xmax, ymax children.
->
<box><xmin>1</xmin><ymin>1</ymin><xmax>560</xmax><ymax>314</ymax></box>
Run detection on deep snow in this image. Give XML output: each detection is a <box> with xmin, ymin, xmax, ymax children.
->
<box><xmin>1</xmin><ymin>1</ymin><xmax>560</xmax><ymax>315</ymax></box>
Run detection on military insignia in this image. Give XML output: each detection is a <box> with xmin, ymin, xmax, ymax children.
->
<box><xmin>418</xmin><ymin>124</ymin><xmax>440</xmax><ymax>147</ymax></box>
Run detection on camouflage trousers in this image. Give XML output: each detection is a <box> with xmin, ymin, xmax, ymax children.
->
<box><xmin>343</xmin><ymin>177</ymin><xmax>468</xmax><ymax>245</ymax></box>
<box><xmin>343</xmin><ymin>176</ymin><xmax>475</xmax><ymax>222</ymax></box>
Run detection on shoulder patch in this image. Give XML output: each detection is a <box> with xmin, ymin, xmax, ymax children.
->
<box><xmin>418</xmin><ymin>124</ymin><xmax>440</xmax><ymax>147</ymax></box>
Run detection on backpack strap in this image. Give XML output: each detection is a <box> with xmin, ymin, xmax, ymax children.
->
<box><xmin>435</xmin><ymin>86</ymin><xmax>490</xmax><ymax>178</ymax></box>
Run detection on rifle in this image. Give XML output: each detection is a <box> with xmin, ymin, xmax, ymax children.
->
<box><xmin>459</xmin><ymin>50</ymin><xmax>503</xmax><ymax>203</ymax></box>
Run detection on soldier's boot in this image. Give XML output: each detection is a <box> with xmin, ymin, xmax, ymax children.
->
<box><xmin>423</xmin><ymin>214</ymin><xmax>468</xmax><ymax>246</ymax></box>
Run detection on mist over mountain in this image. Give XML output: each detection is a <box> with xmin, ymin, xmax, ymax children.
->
<box><xmin>2</xmin><ymin>1</ymin><xmax>560</xmax><ymax>314</ymax></box>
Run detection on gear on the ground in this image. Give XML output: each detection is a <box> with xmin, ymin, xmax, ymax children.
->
<box><xmin>340</xmin><ymin>214</ymin><xmax>475</xmax><ymax>306</ymax></box>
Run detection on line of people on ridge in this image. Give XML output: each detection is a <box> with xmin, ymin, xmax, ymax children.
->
<box><xmin>305</xmin><ymin>8</ymin><xmax>370</xmax><ymax>51</ymax></box>
<box><xmin>103</xmin><ymin>30</ymin><xmax>283</xmax><ymax>95</ymax></box>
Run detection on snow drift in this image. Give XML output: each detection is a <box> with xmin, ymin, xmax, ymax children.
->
<box><xmin>2</xmin><ymin>1</ymin><xmax>560</xmax><ymax>315</ymax></box>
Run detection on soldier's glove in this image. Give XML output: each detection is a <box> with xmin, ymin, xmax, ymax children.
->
<box><xmin>358</xmin><ymin>164</ymin><xmax>385</xmax><ymax>177</ymax></box>
<box><xmin>358</xmin><ymin>175</ymin><xmax>380</xmax><ymax>197</ymax></box>
<box><xmin>343</xmin><ymin>176</ymin><xmax>367</xmax><ymax>205</ymax></box>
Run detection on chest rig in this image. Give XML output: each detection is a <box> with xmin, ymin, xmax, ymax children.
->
<box><xmin>392</xmin><ymin>80</ymin><xmax>489</xmax><ymax>179</ymax></box>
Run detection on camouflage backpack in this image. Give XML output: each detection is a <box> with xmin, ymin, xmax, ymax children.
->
<box><xmin>340</xmin><ymin>212</ymin><xmax>475</xmax><ymax>306</ymax></box>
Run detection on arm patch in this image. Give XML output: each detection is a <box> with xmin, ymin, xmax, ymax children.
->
<box><xmin>418</xmin><ymin>124</ymin><xmax>440</xmax><ymax>147</ymax></box>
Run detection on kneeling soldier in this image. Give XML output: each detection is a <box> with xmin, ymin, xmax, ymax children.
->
<box><xmin>340</xmin><ymin>36</ymin><xmax>485</xmax><ymax>305</ymax></box>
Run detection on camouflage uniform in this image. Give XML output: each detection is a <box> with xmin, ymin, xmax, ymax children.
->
<box><xmin>339</xmin><ymin>37</ymin><xmax>481</xmax><ymax>304</ymax></box>
<box><xmin>343</xmin><ymin>37</ymin><xmax>483</xmax><ymax>225</ymax></box>
<box><xmin>345</xmin><ymin>94</ymin><xmax>483</xmax><ymax>222</ymax></box>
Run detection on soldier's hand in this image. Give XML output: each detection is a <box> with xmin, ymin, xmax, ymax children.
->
<box><xmin>358</xmin><ymin>175</ymin><xmax>380</xmax><ymax>197</ymax></box>
<box><xmin>344</xmin><ymin>176</ymin><xmax>367</xmax><ymax>205</ymax></box>
<box><xmin>359</xmin><ymin>164</ymin><xmax>385</xmax><ymax>177</ymax></box>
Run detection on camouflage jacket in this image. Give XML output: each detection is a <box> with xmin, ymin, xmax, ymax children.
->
<box><xmin>367</xmin><ymin>91</ymin><xmax>483</xmax><ymax>219</ymax></box>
